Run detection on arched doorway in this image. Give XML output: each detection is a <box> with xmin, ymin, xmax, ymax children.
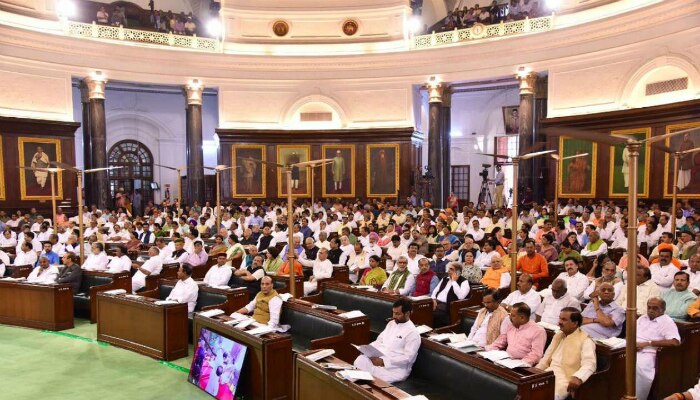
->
<box><xmin>108</xmin><ymin>140</ymin><xmax>154</xmax><ymax>214</ymax></box>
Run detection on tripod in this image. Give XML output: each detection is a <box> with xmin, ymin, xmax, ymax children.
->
<box><xmin>478</xmin><ymin>178</ymin><xmax>493</xmax><ymax>208</ymax></box>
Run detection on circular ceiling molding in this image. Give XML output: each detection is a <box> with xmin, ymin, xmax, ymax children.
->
<box><xmin>342</xmin><ymin>20</ymin><xmax>359</xmax><ymax>36</ymax></box>
<box><xmin>272</xmin><ymin>20</ymin><xmax>289</xmax><ymax>37</ymax></box>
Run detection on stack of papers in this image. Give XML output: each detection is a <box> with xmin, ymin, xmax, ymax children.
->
<box><xmin>352</xmin><ymin>344</ymin><xmax>384</xmax><ymax>358</ymax></box>
<box><xmin>212</xmin><ymin>285</ymin><xmax>231</xmax><ymax>290</ymax></box>
<box><xmin>154</xmin><ymin>300</ymin><xmax>179</xmax><ymax>306</ymax></box>
<box><xmin>228</xmin><ymin>312</ymin><xmax>250</xmax><ymax>322</ymax></box>
<box><xmin>199</xmin><ymin>309</ymin><xmax>225</xmax><ymax>318</ymax></box>
<box><xmin>336</xmin><ymin>370</ymin><xmax>374</xmax><ymax>381</ymax></box>
<box><xmin>428</xmin><ymin>333</ymin><xmax>451</xmax><ymax>342</ymax></box>
<box><xmin>279</xmin><ymin>293</ymin><xmax>293</xmax><ymax>302</ymax></box>
<box><xmin>338</xmin><ymin>310</ymin><xmax>365</xmax><ymax>319</ymax></box>
<box><xmin>409</xmin><ymin>295</ymin><xmax>431</xmax><ymax>301</ymax></box>
<box><xmin>478</xmin><ymin>350</ymin><xmax>511</xmax><ymax>362</ymax></box>
<box><xmin>312</xmin><ymin>304</ymin><xmax>338</xmax><ymax>311</ymax></box>
<box><xmin>247</xmin><ymin>325</ymin><xmax>275</xmax><ymax>336</ymax></box>
<box><xmin>320</xmin><ymin>363</ymin><xmax>351</xmax><ymax>370</ymax></box>
<box><xmin>494</xmin><ymin>359</ymin><xmax>528</xmax><ymax>369</ymax></box>
<box><xmin>306</xmin><ymin>349</ymin><xmax>336</xmax><ymax>362</ymax></box>
<box><xmin>104</xmin><ymin>289</ymin><xmax>127</xmax><ymax>295</ymax></box>
<box><xmin>235</xmin><ymin>319</ymin><xmax>256</xmax><ymax>329</ymax></box>
<box><xmin>597</xmin><ymin>337</ymin><xmax>626</xmax><ymax>349</ymax></box>
<box><xmin>415</xmin><ymin>325</ymin><xmax>433</xmax><ymax>335</ymax></box>
<box><xmin>125</xmin><ymin>294</ymin><xmax>142</xmax><ymax>299</ymax></box>
<box><xmin>537</xmin><ymin>321</ymin><xmax>560</xmax><ymax>331</ymax></box>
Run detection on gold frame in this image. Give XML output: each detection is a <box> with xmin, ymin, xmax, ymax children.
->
<box><xmin>321</xmin><ymin>144</ymin><xmax>355</xmax><ymax>198</ymax></box>
<box><xmin>608</xmin><ymin>128</ymin><xmax>650</xmax><ymax>198</ymax></box>
<box><xmin>277</xmin><ymin>145</ymin><xmax>311</xmax><ymax>198</ymax></box>
<box><xmin>366</xmin><ymin>144</ymin><xmax>400</xmax><ymax>197</ymax></box>
<box><xmin>0</xmin><ymin>138</ymin><xmax>5</xmax><ymax>200</ymax></box>
<box><xmin>232</xmin><ymin>144</ymin><xmax>267</xmax><ymax>199</ymax></box>
<box><xmin>663</xmin><ymin>121</ymin><xmax>700</xmax><ymax>198</ymax></box>
<box><xmin>557</xmin><ymin>136</ymin><xmax>597</xmax><ymax>198</ymax></box>
<box><xmin>18</xmin><ymin>137</ymin><xmax>63</xmax><ymax>200</ymax></box>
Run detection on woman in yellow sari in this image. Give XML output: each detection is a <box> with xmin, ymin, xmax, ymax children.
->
<box><xmin>359</xmin><ymin>255</ymin><xmax>387</xmax><ymax>287</ymax></box>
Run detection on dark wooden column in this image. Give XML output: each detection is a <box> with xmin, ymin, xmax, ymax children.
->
<box><xmin>441</xmin><ymin>86</ymin><xmax>452</xmax><ymax>205</ymax></box>
<box><xmin>85</xmin><ymin>74</ymin><xmax>109</xmax><ymax>210</ymax></box>
<box><xmin>79</xmin><ymin>82</ymin><xmax>93</xmax><ymax>205</ymax></box>
<box><xmin>184</xmin><ymin>80</ymin><xmax>205</xmax><ymax>206</ymax></box>
<box><xmin>427</xmin><ymin>82</ymin><xmax>444</xmax><ymax>208</ymax></box>
<box><xmin>517</xmin><ymin>72</ymin><xmax>537</xmax><ymax>196</ymax></box>
<box><xmin>533</xmin><ymin>77</ymin><xmax>548</xmax><ymax>202</ymax></box>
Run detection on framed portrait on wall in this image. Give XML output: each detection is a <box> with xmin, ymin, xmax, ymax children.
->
<box><xmin>232</xmin><ymin>145</ymin><xmax>266</xmax><ymax>198</ymax></box>
<box><xmin>322</xmin><ymin>145</ymin><xmax>355</xmax><ymax>198</ymax></box>
<box><xmin>18</xmin><ymin>137</ymin><xmax>63</xmax><ymax>200</ymax></box>
<box><xmin>0</xmin><ymin>138</ymin><xmax>5</xmax><ymax>200</ymax></box>
<box><xmin>609</xmin><ymin>128</ymin><xmax>650</xmax><ymax>198</ymax></box>
<box><xmin>663</xmin><ymin>122</ymin><xmax>700</xmax><ymax>198</ymax></box>
<box><xmin>367</xmin><ymin>144</ymin><xmax>399</xmax><ymax>197</ymax></box>
<box><xmin>277</xmin><ymin>145</ymin><xmax>311</xmax><ymax>198</ymax></box>
<box><xmin>557</xmin><ymin>137</ymin><xmax>597</xmax><ymax>198</ymax></box>
<box><xmin>502</xmin><ymin>106</ymin><xmax>520</xmax><ymax>134</ymax></box>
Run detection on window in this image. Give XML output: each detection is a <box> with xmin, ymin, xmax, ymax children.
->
<box><xmin>108</xmin><ymin>140</ymin><xmax>154</xmax><ymax>210</ymax></box>
<box><xmin>451</xmin><ymin>165</ymin><xmax>470</xmax><ymax>202</ymax></box>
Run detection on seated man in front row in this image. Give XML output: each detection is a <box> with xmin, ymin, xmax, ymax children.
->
<box><xmin>353</xmin><ymin>298</ymin><xmax>421</xmax><ymax>383</ymax></box>
<box><xmin>486</xmin><ymin>302</ymin><xmax>546</xmax><ymax>367</ymax></box>
<box><xmin>581</xmin><ymin>282</ymin><xmax>625</xmax><ymax>339</ymax></box>
<box><xmin>27</xmin><ymin>256</ymin><xmax>59</xmax><ymax>284</ymax></box>
<box><xmin>56</xmin><ymin>253</ymin><xmax>83</xmax><ymax>293</ymax></box>
<box><xmin>235</xmin><ymin>276</ymin><xmax>282</xmax><ymax>328</ymax></box>
<box><xmin>166</xmin><ymin>264</ymin><xmax>199</xmax><ymax>313</ymax></box>
<box><xmin>131</xmin><ymin>247</ymin><xmax>163</xmax><ymax>293</ymax></box>
<box><xmin>536</xmin><ymin>308</ymin><xmax>596</xmax><ymax>400</ymax></box>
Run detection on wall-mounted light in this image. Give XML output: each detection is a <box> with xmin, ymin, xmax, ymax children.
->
<box><xmin>207</xmin><ymin>19</ymin><xmax>222</xmax><ymax>37</ymax></box>
<box><xmin>545</xmin><ymin>0</ymin><xmax>561</xmax><ymax>10</ymax></box>
<box><xmin>516</xmin><ymin>66</ymin><xmax>531</xmax><ymax>79</ymax></box>
<box><xmin>408</xmin><ymin>16</ymin><xmax>422</xmax><ymax>34</ymax></box>
<box><xmin>55</xmin><ymin>0</ymin><xmax>77</xmax><ymax>19</ymax></box>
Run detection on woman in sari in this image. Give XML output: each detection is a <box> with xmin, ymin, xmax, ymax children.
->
<box><xmin>538</xmin><ymin>233</ymin><xmax>559</xmax><ymax>262</ymax></box>
<box><xmin>262</xmin><ymin>246</ymin><xmax>283</xmax><ymax>273</ymax></box>
<box><xmin>359</xmin><ymin>255</ymin><xmax>387</xmax><ymax>287</ymax></box>
<box><xmin>208</xmin><ymin>235</ymin><xmax>228</xmax><ymax>255</ymax></box>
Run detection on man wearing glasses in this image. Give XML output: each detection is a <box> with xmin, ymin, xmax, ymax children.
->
<box><xmin>381</xmin><ymin>256</ymin><xmax>415</xmax><ymax>296</ymax></box>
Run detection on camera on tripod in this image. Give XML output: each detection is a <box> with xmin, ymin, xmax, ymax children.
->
<box><xmin>479</xmin><ymin>164</ymin><xmax>491</xmax><ymax>181</ymax></box>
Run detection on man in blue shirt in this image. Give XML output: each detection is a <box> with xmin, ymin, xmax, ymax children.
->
<box><xmin>36</xmin><ymin>242</ymin><xmax>60</xmax><ymax>266</ymax></box>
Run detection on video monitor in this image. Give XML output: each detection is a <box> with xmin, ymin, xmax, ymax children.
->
<box><xmin>188</xmin><ymin>328</ymin><xmax>248</xmax><ymax>399</ymax></box>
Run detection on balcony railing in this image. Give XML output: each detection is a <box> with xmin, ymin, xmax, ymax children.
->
<box><xmin>411</xmin><ymin>15</ymin><xmax>554</xmax><ymax>50</ymax></box>
<box><xmin>63</xmin><ymin>21</ymin><xmax>221</xmax><ymax>52</ymax></box>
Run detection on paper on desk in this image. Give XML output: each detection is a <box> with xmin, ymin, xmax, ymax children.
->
<box><xmin>154</xmin><ymin>300</ymin><xmax>179</xmax><ymax>306</ymax></box>
<box><xmin>449</xmin><ymin>333</ymin><xmax>468</xmax><ymax>343</ymax></box>
<box><xmin>104</xmin><ymin>289</ymin><xmax>127</xmax><ymax>295</ymax></box>
<box><xmin>312</xmin><ymin>304</ymin><xmax>338</xmax><ymax>311</ymax></box>
<box><xmin>279</xmin><ymin>293</ymin><xmax>293</xmax><ymax>302</ymax></box>
<box><xmin>494</xmin><ymin>358</ymin><xmax>528</xmax><ymax>369</ymax></box>
<box><xmin>537</xmin><ymin>321</ymin><xmax>560</xmax><ymax>331</ymax></box>
<box><xmin>597</xmin><ymin>337</ymin><xmax>626</xmax><ymax>349</ymax></box>
<box><xmin>415</xmin><ymin>325</ymin><xmax>433</xmax><ymax>335</ymax></box>
<box><xmin>212</xmin><ymin>285</ymin><xmax>232</xmax><ymax>290</ymax></box>
<box><xmin>352</xmin><ymin>344</ymin><xmax>384</xmax><ymax>358</ymax></box>
<box><xmin>125</xmin><ymin>294</ymin><xmax>143</xmax><ymax>299</ymax></box>
<box><xmin>306</xmin><ymin>349</ymin><xmax>336</xmax><ymax>362</ymax></box>
<box><xmin>228</xmin><ymin>312</ymin><xmax>250</xmax><ymax>322</ymax></box>
<box><xmin>235</xmin><ymin>319</ymin><xmax>255</xmax><ymax>329</ymax></box>
<box><xmin>337</xmin><ymin>369</ymin><xmax>374</xmax><ymax>381</ymax></box>
<box><xmin>428</xmin><ymin>333</ymin><xmax>451</xmax><ymax>342</ymax></box>
<box><xmin>448</xmin><ymin>340</ymin><xmax>477</xmax><ymax>349</ymax></box>
<box><xmin>247</xmin><ymin>325</ymin><xmax>275</xmax><ymax>336</ymax></box>
<box><xmin>478</xmin><ymin>350</ymin><xmax>511</xmax><ymax>362</ymax></box>
<box><xmin>338</xmin><ymin>310</ymin><xmax>365</xmax><ymax>319</ymax></box>
<box><xmin>199</xmin><ymin>309</ymin><xmax>225</xmax><ymax>318</ymax></box>
<box><xmin>409</xmin><ymin>295</ymin><xmax>431</xmax><ymax>301</ymax></box>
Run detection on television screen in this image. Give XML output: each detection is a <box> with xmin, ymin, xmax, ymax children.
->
<box><xmin>188</xmin><ymin>328</ymin><xmax>248</xmax><ymax>399</ymax></box>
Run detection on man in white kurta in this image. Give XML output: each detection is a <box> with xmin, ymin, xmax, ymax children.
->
<box><xmin>502</xmin><ymin>274</ymin><xmax>542</xmax><ymax>320</ymax></box>
<box><xmin>106</xmin><ymin>247</ymin><xmax>132</xmax><ymax>273</ymax></box>
<box><xmin>13</xmin><ymin>242</ymin><xmax>38</xmax><ymax>267</ymax></box>
<box><xmin>536</xmin><ymin>308</ymin><xmax>596</xmax><ymax>400</ymax></box>
<box><xmin>650</xmin><ymin>249</ymin><xmax>679</xmax><ymax>293</ymax></box>
<box><xmin>166</xmin><ymin>264</ymin><xmax>199</xmax><ymax>313</ymax></box>
<box><xmin>536</xmin><ymin>279</ymin><xmax>581</xmax><ymax>325</ymax></box>
<box><xmin>546</xmin><ymin>257</ymin><xmax>590</xmax><ymax>301</ymax></box>
<box><xmin>353</xmin><ymin>298</ymin><xmax>421</xmax><ymax>383</ymax></box>
<box><xmin>27</xmin><ymin>257</ymin><xmax>59</xmax><ymax>284</ymax></box>
<box><xmin>636</xmin><ymin>297</ymin><xmax>681</xmax><ymax>400</ymax></box>
<box><xmin>203</xmin><ymin>253</ymin><xmax>233</xmax><ymax>287</ymax></box>
<box><xmin>303</xmin><ymin>248</ymin><xmax>333</xmax><ymax>295</ymax></box>
<box><xmin>131</xmin><ymin>247</ymin><xmax>163</xmax><ymax>293</ymax></box>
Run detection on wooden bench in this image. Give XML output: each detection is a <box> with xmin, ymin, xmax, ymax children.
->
<box><xmin>73</xmin><ymin>270</ymin><xmax>131</xmax><ymax>323</ymax></box>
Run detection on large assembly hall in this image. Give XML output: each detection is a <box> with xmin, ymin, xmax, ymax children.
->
<box><xmin>1</xmin><ymin>0</ymin><xmax>699</xmax><ymax>399</ymax></box>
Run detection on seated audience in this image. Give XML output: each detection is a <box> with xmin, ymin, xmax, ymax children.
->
<box><xmin>581</xmin><ymin>282</ymin><xmax>625</xmax><ymax>339</ymax></box>
<box><xmin>481</xmin><ymin>255</ymin><xmax>511</xmax><ymax>289</ymax></box>
<box><xmin>411</xmin><ymin>258</ymin><xmax>438</xmax><ymax>297</ymax></box>
<box><xmin>236</xmin><ymin>276</ymin><xmax>282</xmax><ymax>328</ymax></box>
<box><xmin>131</xmin><ymin>247</ymin><xmax>163</xmax><ymax>292</ymax></box>
<box><xmin>262</xmin><ymin>247</ymin><xmax>283</xmax><ymax>273</ymax></box>
<box><xmin>467</xmin><ymin>289</ymin><xmax>510</xmax><ymax>347</ymax></box>
<box><xmin>486</xmin><ymin>302</ymin><xmax>546</xmax><ymax>367</ymax></box>
<box><xmin>359</xmin><ymin>255</ymin><xmax>387</xmax><ymax>286</ymax></box>
<box><xmin>617</xmin><ymin>266</ymin><xmax>661</xmax><ymax>316</ymax></box>
<box><xmin>536</xmin><ymin>279</ymin><xmax>581</xmax><ymax>325</ymax></box>
<box><xmin>583</xmin><ymin>259</ymin><xmax>622</xmax><ymax>300</ymax></box>
<box><xmin>548</xmin><ymin>256</ymin><xmax>589</xmax><ymax>301</ymax></box>
<box><xmin>56</xmin><ymin>253</ymin><xmax>82</xmax><ymax>293</ymax></box>
<box><xmin>381</xmin><ymin>256</ymin><xmax>415</xmax><ymax>295</ymax></box>
<box><xmin>82</xmin><ymin>243</ymin><xmax>109</xmax><ymax>271</ymax></box>
<box><xmin>431</xmin><ymin>261</ymin><xmax>470</xmax><ymax>327</ymax></box>
<box><xmin>460</xmin><ymin>251</ymin><xmax>483</xmax><ymax>284</ymax></box>
<box><xmin>165</xmin><ymin>264</ymin><xmax>199</xmax><ymax>313</ymax></box>
<box><xmin>303</xmin><ymin>248</ymin><xmax>333</xmax><ymax>295</ymax></box>
<box><xmin>203</xmin><ymin>253</ymin><xmax>233</xmax><ymax>287</ymax></box>
<box><xmin>353</xmin><ymin>298</ymin><xmax>421</xmax><ymax>383</ymax></box>
<box><xmin>232</xmin><ymin>254</ymin><xmax>265</xmax><ymax>296</ymax></box>
<box><xmin>662</xmin><ymin>271</ymin><xmax>697</xmax><ymax>320</ymax></box>
<box><xmin>106</xmin><ymin>245</ymin><xmax>132</xmax><ymax>273</ymax></box>
<box><xmin>517</xmin><ymin>239</ymin><xmax>549</xmax><ymax>287</ymax></box>
<box><xmin>502</xmin><ymin>273</ymin><xmax>541</xmax><ymax>319</ymax></box>
<box><xmin>27</xmin><ymin>256</ymin><xmax>59</xmax><ymax>284</ymax></box>
<box><xmin>650</xmin><ymin>248</ymin><xmax>680</xmax><ymax>293</ymax></box>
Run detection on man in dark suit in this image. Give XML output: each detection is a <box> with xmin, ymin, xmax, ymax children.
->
<box><xmin>57</xmin><ymin>253</ymin><xmax>82</xmax><ymax>293</ymax></box>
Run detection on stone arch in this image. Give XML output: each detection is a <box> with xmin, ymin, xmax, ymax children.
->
<box><xmin>620</xmin><ymin>54</ymin><xmax>700</xmax><ymax>109</ymax></box>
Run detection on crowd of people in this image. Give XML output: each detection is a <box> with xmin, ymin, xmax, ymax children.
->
<box><xmin>2</xmin><ymin>194</ymin><xmax>700</xmax><ymax>399</ymax></box>
<box><xmin>434</xmin><ymin>0</ymin><xmax>543</xmax><ymax>33</ymax></box>
<box><xmin>94</xmin><ymin>5</ymin><xmax>200</xmax><ymax>36</ymax></box>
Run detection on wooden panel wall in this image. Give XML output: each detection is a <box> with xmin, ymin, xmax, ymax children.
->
<box><xmin>541</xmin><ymin>99</ymin><xmax>700</xmax><ymax>202</ymax></box>
<box><xmin>0</xmin><ymin>117</ymin><xmax>80</xmax><ymax>214</ymax></box>
<box><xmin>215</xmin><ymin>128</ymin><xmax>422</xmax><ymax>202</ymax></box>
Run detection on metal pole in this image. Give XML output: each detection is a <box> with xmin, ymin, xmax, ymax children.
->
<box><xmin>177</xmin><ymin>167</ymin><xmax>182</xmax><ymax>218</ymax></box>
<box><xmin>510</xmin><ymin>158</ymin><xmax>519</xmax><ymax>292</ymax></box>
<box><xmin>216</xmin><ymin>169</ymin><xmax>221</xmax><ymax>231</ymax></box>
<box><xmin>553</xmin><ymin>161</ymin><xmax>558</xmax><ymax>225</ymax></box>
<box><xmin>286</xmin><ymin>168</ymin><xmax>296</xmax><ymax>297</ymax></box>
<box><xmin>77</xmin><ymin>172</ymin><xmax>85</xmax><ymax>264</ymax></box>
<box><xmin>50</xmin><ymin>171</ymin><xmax>57</xmax><ymax>228</ymax></box>
<box><xmin>311</xmin><ymin>167</ymin><xmax>315</xmax><ymax>204</ymax></box>
<box><xmin>671</xmin><ymin>153</ymin><xmax>680</xmax><ymax>237</ymax></box>
<box><xmin>623</xmin><ymin>142</ymin><xmax>640</xmax><ymax>400</ymax></box>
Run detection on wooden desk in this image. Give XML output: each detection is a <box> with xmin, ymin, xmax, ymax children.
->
<box><xmin>270</xmin><ymin>274</ymin><xmax>304</xmax><ymax>297</ymax></box>
<box><xmin>4</xmin><ymin>264</ymin><xmax>32</xmax><ymax>278</ymax></box>
<box><xmin>295</xmin><ymin>353</ymin><xmax>413</xmax><ymax>400</ymax></box>
<box><xmin>193</xmin><ymin>313</ymin><xmax>293</xmax><ymax>400</ymax></box>
<box><xmin>0</xmin><ymin>280</ymin><xmax>74</xmax><ymax>330</ymax></box>
<box><xmin>96</xmin><ymin>292</ymin><xmax>188</xmax><ymax>361</ymax></box>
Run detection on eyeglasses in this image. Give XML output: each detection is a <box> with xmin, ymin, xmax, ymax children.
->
<box><xmin>398</xmin><ymin>261</ymin><xmax>408</xmax><ymax>264</ymax></box>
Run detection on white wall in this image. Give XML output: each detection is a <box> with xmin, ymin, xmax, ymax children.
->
<box><xmin>71</xmin><ymin>84</ymin><xmax>219</xmax><ymax>203</ymax></box>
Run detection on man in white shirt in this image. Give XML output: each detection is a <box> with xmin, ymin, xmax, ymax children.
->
<box><xmin>536</xmin><ymin>279</ymin><xmax>581</xmax><ymax>325</ymax></box>
<box><xmin>636</xmin><ymin>297</ymin><xmax>681</xmax><ymax>400</ymax></box>
<box><xmin>385</xmin><ymin>236</ymin><xmax>407</xmax><ymax>271</ymax></box>
<box><xmin>502</xmin><ymin>273</ymin><xmax>542</xmax><ymax>320</ymax></box>
<box><xmin>473</xmin><ymin>240</ymin><xmax>498</xmax><ymax>270</ymax></box>
<box><xmin>82</xmin><ymin>243</ymin><xmax>110</xmax><ymax>271</ymax></box>
<box><xmin>27</xmin><ymin>256</ymin><xmax>59</xmax><ymax>284</ymax></box>
<box><xmin>546</xmin><ymin>257</ymin><xmax>590</xmax><ymax>302</ymax></box>
<box><xmin>106</xmin><ymin>246</ymin><xmax>132</xmax><ymax>273</ymax></box>
<box><xmin>131</xmin><ymin>247</ymin><xmax>163</xmax><ymax>293</ymax></box>
<box><xmin>155</xmin><ymin>238</ymin><xmax>173</xmax><ymax>261</ymax></box>
<box><xmin>166</xmin><ymin>264</ymin><xmax>199</xmax><ymax>313</ymax></box>
<box><xmin>617</xmin><ymin>266</ymin><xmax>661</xmax><ymax>316</ymax></box>
<box><xmin>431</xmin><ymin>262</ymin><xmax>470</xmax><ymax>327</ymax></box>
<box><xmin>303</xmin><ymin>248</ymin><xmax>333</xmax><ymax>295</ymax></box>
<box><xmin>688</xmin><ymin>254</ymin><xmax>700</xmax><ymax>296</ymax></box>
<box><xmin>650</xmin><ymin>248</ymin><xmax>679</xmax><ymax>293</ymax></box>
<box><xmin>0</xmin><ymin>230</ymin><xmax>17</xmax><ymax>247</ymax></box>
<box><xmin>580</xmin><ymin>231</ymin><xmax>608</xmax><ymax>257</ymax></box>
<box><xmin>353</xmin><ymin>298</ymin><xmax>421</xmax><ymax>383</ymax></box>
<box><xmin>236</xmin><ymin>276</ymin><xmax>283</xmax><ymax>328</ymax></box>
<box><xmin>13</xmin><ymin>241</ymin><xmax>38</xmax><ymax>267</ymax></box>
<box><xmin>314</xmin><ymin>231</ymin><xmax>331</xmax><ymax>251</ymax></box>
<box><xmin>402</xmin><ymin>243</ymin><xmax>425</xmax><ymax>275</ymax></box>
<box><xmin>204</xmin><ymin>253</ymin><xmax>233</xmax><ymax>287</ymax></box>
<box><xmin>382</xmin><ymin>256</ymin><xmax>415</xmax><ymax>296</ymax></box>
